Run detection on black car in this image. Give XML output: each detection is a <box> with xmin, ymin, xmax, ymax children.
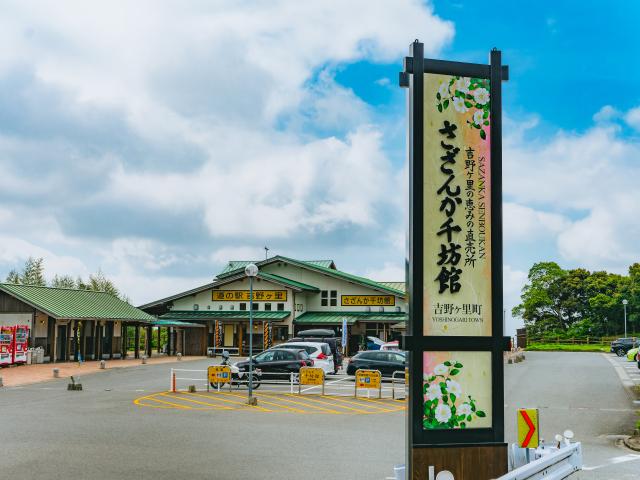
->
<box><xmin>346</xmin><ymin>350</ymin><xmax>406</xmax><ymax>377</ymax></box>
<box><xmin>610</xmin><ymin>337</ymin><xmax>638</xmax><ymax>357</ymax></box>
<box><xmin>234</xmin><ymin>348</ymin><xmax>313</xmax><ymax>385</ymax></box>
<box><xmin>290</xmin><ymin>329</ymin><xmax>343</xmax><ymax>373</ymax></box>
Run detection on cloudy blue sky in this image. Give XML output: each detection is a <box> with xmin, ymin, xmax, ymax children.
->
<box><xmin>0</xmin><ymin>1</ymin><xmax>638</xmax><ymax>335</ymax></box>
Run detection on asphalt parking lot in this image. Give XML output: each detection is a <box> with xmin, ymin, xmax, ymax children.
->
<box><xmin>1</xmin><ymin>358</ymin><xmax>406</xmax><ymax>480</ymax></box>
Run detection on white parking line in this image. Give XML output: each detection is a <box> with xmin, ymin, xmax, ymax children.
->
<box><xmin>583</xmin><ymin>453</ymin><xmax>640</xmax><ymax>471</ymax></box>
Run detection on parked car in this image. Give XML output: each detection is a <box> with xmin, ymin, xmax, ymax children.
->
<box><xmin>627</xmin><ymin>347</ymin><xmax>639</xmax><ymax>362</ymax></box>
<box><xmin>272</xmin><ymin>342</ymin><xmax>334</xmax><ymax>374</ymax></box>
<box><xmin>610</xmin><ymin>338</ymin><xmax>638</xmax><ymax>357</ymax></box>
<box><xmin>290</xmin><ymin>329</ymin><xmax>343</xmax><ymax>373</ymax></box>
<box><xmin>346</xmin><ymin>350</ymin><xmax>406</xmax><ymax>377</ymax></box>
<box><xmin>380</xmin><ymin>340</ymin><xmax>400</xmax><ymax>351</ymax></box>
<box><xmin>234</xmin><ymin>349</ymin><xmax>313</xmax><ymax>387</ymax></box>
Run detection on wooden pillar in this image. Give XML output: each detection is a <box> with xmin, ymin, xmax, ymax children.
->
<box><xmin>238</xmin><ymin>324</ymin><xmax>243</xmax><ymax>356</ymax></box>
<box><xmin>176</xmin><ymin>328</ymin><xmax>183</xmax><ymax>354</ymax></box>
<box><xmin>73</xmin><ymin>321</ymin><xmax>79</xmax><ymax>361</ymax></box>
<box><xmin>97</xmin><ymin>322</ymin><xmax>103</xmax><ymax>360</ymax></box>
<box><xmin>157</xmin><ymin>327</ymin><xmax>161</xmax><ymax>353</ymax></box>
<box><xmin>146</xmin><ymin>326</ymin><xmax>152</xmax><ymax>357</ymax></box>
<box><xmin>93</xmin><ymin>321</ymin><xmax>99</xmax><ymax>360</ymax></box>
<box><xmin>121</xmin><ymin>323</ymin><xmax>127</xmax><ymax>359</ymax></box>
<box><xmin>109</xmin><ymin>323</ymin><xmax>114</xmax><ymax>360</ymax></box>
<box><xmin>65</xmin><ymin>320</ymin><xmax>73</xmax><ymax>362</ymax></box>
<box><xmin>52</xmin><ymin>319</ymin><xmax>58</xmax><ymax>363</ymax></box>
<box><xmin>134</xmin><ymin>325</ymin><xmax>140</xmax><ymax>359</ymax></box>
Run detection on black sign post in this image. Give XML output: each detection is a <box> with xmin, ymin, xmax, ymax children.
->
<box><xmin>400</xmin><ymin>40</ymin><xmax>510</xmax><ymax>479</ymax></box>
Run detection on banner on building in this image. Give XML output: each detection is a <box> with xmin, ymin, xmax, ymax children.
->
<box><xmin>212</xmin><ymin>290</ymin><xmax>287</xmax><ymax>302</ymax></box>
<box><xmin>214</xmin><ymin>320</ymin><xmax>223</xmax><ymax>347</ymax></box>
<box><xmin>341</xmin><ymin>295</ymin><xmax>395</xmax><ymax>306</ymax></box>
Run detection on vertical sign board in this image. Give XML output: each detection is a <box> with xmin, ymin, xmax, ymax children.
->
<box><xmin>401</xmin><ymin>41</ymin><xmax>510</xmax><ymax>479</ymax></box>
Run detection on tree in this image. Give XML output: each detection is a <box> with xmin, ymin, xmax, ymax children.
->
<box><xmin>50</xmin><ymin>274</ymin><xmax>76</xmax><ymax>289</ymax></box>
<box><xmin>5</xmin><ymin>269</ymin><xmax>20</xmax><ymax>284</ymax></box>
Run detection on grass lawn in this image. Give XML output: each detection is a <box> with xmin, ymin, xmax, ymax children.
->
<box><xmin>526</xmin><ymin>343</ymin><xmax>610</xmax><ymax>353</ymax></box>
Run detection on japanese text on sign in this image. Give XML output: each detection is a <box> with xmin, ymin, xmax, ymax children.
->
<box><xmin>212</xmin><ymin>290</ymin><xmax>288</xmax><ymax>302</ymax></box>
<box><xmin>355</xmin><ymin>369</ymin><xmax>381</xmax><ymax>389</ymax></box>
<box><xmin>208</xmin><ymin>365</ymin><xmax>232</xmax><ymax>384</ymax></box>
<box><xmin>341</xmin><ymin>295</ymin><xmax>395</xmax><ymax>306</ymax></box>
<box><xmin>299</xmin><ymin>367</ymin><xmax>324</xmax><ymax>386</ymax></box>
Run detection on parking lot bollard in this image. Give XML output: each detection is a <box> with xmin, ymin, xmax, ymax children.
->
<box><xmin>100</xmin><ymin>360</ymin><xmax>106</xmax><ymax>369</ymax></box>
<box><xmin>141</xmin><ymin>355</ymin><xmax>147</xmax><ymax>364</ymax></box>
<box><xmin>177</xmin><ymin>353</ymin><xmax>182</xmax><ymax>361</ymax></box>
<box><xmin>53</xmin><ymin>368</ymin><xmax>60</xmax><ymax>378</ymax></box>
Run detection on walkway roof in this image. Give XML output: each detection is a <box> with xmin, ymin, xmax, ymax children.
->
<box><xmin>294</xmin><ymin>311</ymin><xmax>408</xmax><ymax>325</ymax></box>
<box><xmin>0</xmin><ymin>283</ymin><xmax>154</xmax><ymax>322</ymax></box>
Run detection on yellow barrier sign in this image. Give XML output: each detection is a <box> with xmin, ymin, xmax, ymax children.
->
<box><xmin>517</xmin><ymin>408</ymin><xmax>539</xmax><ymax>448</ymax></box>
<box><xmin>355</xmin><ymin>369</ymin><xmax>382</xmax><ymax>398</ymax></box>
<box><xmin>300</xmin><ymin>367</ymin><xmax>324</xmax><ymax>386</ymax></box>
<box><xmin>208</xmin><ymin>365</ymin><xmax>232</xmax><ymax>384</ymax></box>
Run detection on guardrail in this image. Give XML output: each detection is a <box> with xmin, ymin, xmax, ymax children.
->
<box><xmin>499</xmin><ymin>442</ymin><xmax>582</xmax><ymax>480</ymax></box>
<box><xmin>170</xmin><ymin>367</ymin><xmax>409</xmax><ymax>399</ymax></box>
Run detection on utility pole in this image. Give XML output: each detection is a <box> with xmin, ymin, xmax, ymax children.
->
<box><xmin>264</xmin><ymin>246</ymin><xmax>269</xmax><ymax>260</ymax></box>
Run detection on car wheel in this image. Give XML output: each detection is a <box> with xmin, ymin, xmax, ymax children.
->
<box><xmin>616</xmin><ymin>348</ymin><xmax>626</xmax><ymax>357</ymax></box>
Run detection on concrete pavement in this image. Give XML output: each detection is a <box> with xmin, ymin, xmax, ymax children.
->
<box><xmin>1</xmin><ymin>351</ymin><xmax>639</xmax><ymax>479</ymax></box>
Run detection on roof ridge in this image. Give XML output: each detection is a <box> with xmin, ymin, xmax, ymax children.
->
<box><xmin>0</xmin><ymin>282</ymin><xmax>115</xmax><ymax>294</ymax></box>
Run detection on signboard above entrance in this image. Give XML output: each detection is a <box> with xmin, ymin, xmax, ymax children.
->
<box><xmin>212</xmin><ymin>290</ymin><xmax>287</xmax><ymax>302</ymax></box>
<box><xmin>341</xmin><ymin>295</ymin><xmax>395</xmax><ymax>306</ymax></box>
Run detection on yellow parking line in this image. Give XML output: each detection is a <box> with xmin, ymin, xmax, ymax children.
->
<box><xmin>309</xmin><ymin>394</ymin><xmax>399</xmax><ymax>412</ymax></box>
<box><xmin>257</xmin><ymin>392</ymin><xmax>344</xmax><ymax>414</ymax></box>
<box><xmin>208</xmin><ymin>390</ymin><xmax>306</xmax><ymax>413</ymax></box>
<box><xmin>284</xmin><ymin>394</ymin><xmax>386</xmax><ymax>414</ymax></box>
<box><xmin>146</xmin><ymin>394</ymin><xmax>193</xmax><ymax>410</ymax></box>
<box><xmin>186</xmin><ymin>392</ymin><xmax>273</xmax><ymax>412</ymax></box>
<box><xmin>164</xmin><ymin>393</ymin><xmax>234</xmax><ymax>410</ymax></box>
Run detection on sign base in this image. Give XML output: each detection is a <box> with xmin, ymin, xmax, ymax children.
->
<box><xmin>411</xmin><ymin>444</ymin><xmax>507</xmax><ymax>479</ymax></box>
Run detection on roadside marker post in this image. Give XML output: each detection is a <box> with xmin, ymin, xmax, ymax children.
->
<box><xmin>517</xmin><ymin>408</ymin><xmax>539</xmax><ymax>463</ymax></box>
<box><xmin>354</xmin><ymin>369</ymin><xmax>382</xmax><ymax>399</ymax></box>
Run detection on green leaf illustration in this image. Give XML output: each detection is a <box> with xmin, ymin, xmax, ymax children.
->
<box><xmin>467</xmin><ymin>415</ymin><xmax>472</xmax><ymax>421</ymax></box>
<box><xmin>476</xmin><ymin>411</ymin><xmax>486</xmax><ymax>418</ymax></box>
<box><xmin>454</xmin><ymin>362</ymin><xmax>463</xmax><ymax>368</ymax></box>
<box><xmin>483</xmin><ymin>110</ymin><xmax>489</xmax><ymax>119</ymax></box>
<box><xmin>443</xmin><ymin>99</ymin><xmax>449</xmax><ymax>109</ymax></box>
<box><xmin>450</xmin><ymin>369</ymin><xmax>460</xmax><ymax>376</ymax></box>
<box><xmin>437</xmin><ymin>104</ymin><xmax>443</xmax><ymax>113</ymax></box>
<box><xmin>450</xmin><ymin>393</ymin><xmax>457</xmax><ymax>403</ymax></box>
<box><xmin>437</xmin><ymin>92</ymin><xmax>441</xmax><ymax>100</ymax></box>
<box><xmin>460</xmin><ymin>422</ymin><xmax>466</xmax><ymax>428</ymax></box>
<box><xmin>480</xmin><ymin>129</ymin><xmax>486</xmax><ymax>139</ymax></box>
<box><xmin>464</xmin><ymin>101</ymin><xmax>473</xmax><ymax>108</ymax></box>
<box><xmin>444</xmin><ymin>361</ymin><xmax>452</xmax><ymax>366</ymax></box>
<box><xmin>483</xmin><ymin>120</ymin><xmax>489</xmax><ymax>126</ymax></box>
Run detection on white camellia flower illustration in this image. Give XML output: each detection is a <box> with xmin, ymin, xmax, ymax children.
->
<box><xmin>426</xmin><ymin>383</ymin><xmax>442</xmax><ymax>400</ymax></box>
<box><xmin>473</xmin><ymin>87</ymin><xmax>490</xmax><ymax>105</ymax></box>
<box><xmin>457</xmin><ymin>403</ymin><xmax>472</xmax><ymax>416</ymax></box>
<box><xmin>454</xmin><ymin>76</ymin><xmax>470</xmax><ymax>93</ymax></box>
<box><xmin>433</xmin><ymin>363</ymin><xmax>449</xmax><ymax>376</ymax></box>
<box><xmin>446</xmin><ymin>379</ymin><xmax>462</xmax><ymax>397</ymax></box>
<box><xmin>438</xmin><ymin>81</ymin><xmax>450</xmax><ymax>98</ymax></box>
<box><xmin>435</xmin><ymin>403</ymin><xmax>452</xmax><ymax>423</ymax></box>
<box><xmin>473</xmin><ymin>109</ymin><xmax>484</xmax><ymax>125</ymax></box>
<box><xmin>452</xmin><ymin>96</ymin><xmax>468</xmax><ymax>113</ymax></box>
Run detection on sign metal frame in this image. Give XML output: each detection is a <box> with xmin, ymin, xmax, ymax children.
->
<box><xmin>400</xmin><ymin>40</ymin><xmax>510</xmax><ymax>468</ymax></box>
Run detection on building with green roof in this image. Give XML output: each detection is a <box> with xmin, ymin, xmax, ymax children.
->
<box><xmin>140</xmin><ymin>256</ymin><xmax>407</xmax><ymax>356</ymax></box>
<box><xmin>0</xmin><ymin>283</ymin><xmax>155</xmax><ymax>362</ymax></box>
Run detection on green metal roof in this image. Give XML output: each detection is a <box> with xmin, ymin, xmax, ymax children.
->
<box><xmin>152</xmin><ymin>319</ymin><xmax>206</xmax><ymax>328</ymax></box>
<box><xmin>257</xmin><ymin>272</ymin><xmax>319</xmax><ymax>292</ymax></box>
<box><xmin>216</xmin><ymin>256</ymin><xmax>405</xmax><ymax>297</ymax></box>
<box><xmin>276</xmin><ymin>256</ymin><xmax>406</xmax><ymax>296</ymax></box>
<box><xmin>294</xmin><ymin>311</ymin><xmax>407</xmax><ymax>325</ymax></box>
<box><xmin>0</xmin><ymin>283</ymin><xmax>154</xmax><ymax>322</ymax></box>
<box><xmin>377</xmin><ymin>282</ymin><xmax>406</xmax><ymax>293</ymax></box>
<box><xmin>218</xmin><ymin>259</ymin><xmax>336</xmax><ymax>276</ymax></box>
<box><xmin>160</xmin><ymin>310</ymin><xmax>290</xmax><ymax>321</ymax></box>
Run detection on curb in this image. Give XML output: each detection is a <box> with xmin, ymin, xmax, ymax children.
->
<box><xmin>601</xmin><ymin>353</ymin><xmax>636</xmax><ymax>391</ymax></box>
<box><xmin>623</xmin><ymin>436</ymin><xmax>640</xmax><ymax>452</ymax></box>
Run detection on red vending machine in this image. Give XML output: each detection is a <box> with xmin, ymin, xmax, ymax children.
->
<box><xmin>0</xmin><ymin>326</ymin><xmax>14</xmax><ymax>366</ymax></box>
<box><xmin>12</xmin><ymin>325</ymin><xmax>29</xmax><ymax>364</ymax></box>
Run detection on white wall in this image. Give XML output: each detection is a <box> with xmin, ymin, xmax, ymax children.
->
<box><xmin>0</xmin><ymin>313</ymin><xmax>32</xmax><ymax>327</ymax></box>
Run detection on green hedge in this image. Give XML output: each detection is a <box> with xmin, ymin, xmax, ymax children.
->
<box><xmin>526</xmin><ymin>343</ymin><xmax>610</xmax><ymax>353</ymax></box>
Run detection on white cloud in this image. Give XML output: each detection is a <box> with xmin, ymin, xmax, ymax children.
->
<box><xmin>0</xmin><ymin>2</ymin><xmax>454</xmax><ymax>304</ymax></box>
<box><xmin>503</xmin><ymin>265</ymin><xmax>527</xmax><ymax>337</ymax></box>
<box><xmin>365</xmin><ymin>262</ymin><xmax>405</xmax><ymax>282</ymax></box>
<box><xmin>624</xmin><ymin>106</ymin><xmax>640</xmax><ymax>131</ymax></box>
<box><xmin>504</xmin><ymin>202</ymin><xmax>569</xmax><ymax>241</ymax></box>
<box><xmin>593</xmin><ymin>105</ymin><xmax>620</xmax><ymax>123</ymax></box>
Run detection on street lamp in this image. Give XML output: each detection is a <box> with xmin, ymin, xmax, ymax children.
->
<box><xmin>245</xmin><ymin>263</ymin><xmax>259</xmax><ymax>405</ymax></box>
<box><xmin>623</xmin><ymin>299</ymin><xmax>628</xmax><ymax>338</ymax></box>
